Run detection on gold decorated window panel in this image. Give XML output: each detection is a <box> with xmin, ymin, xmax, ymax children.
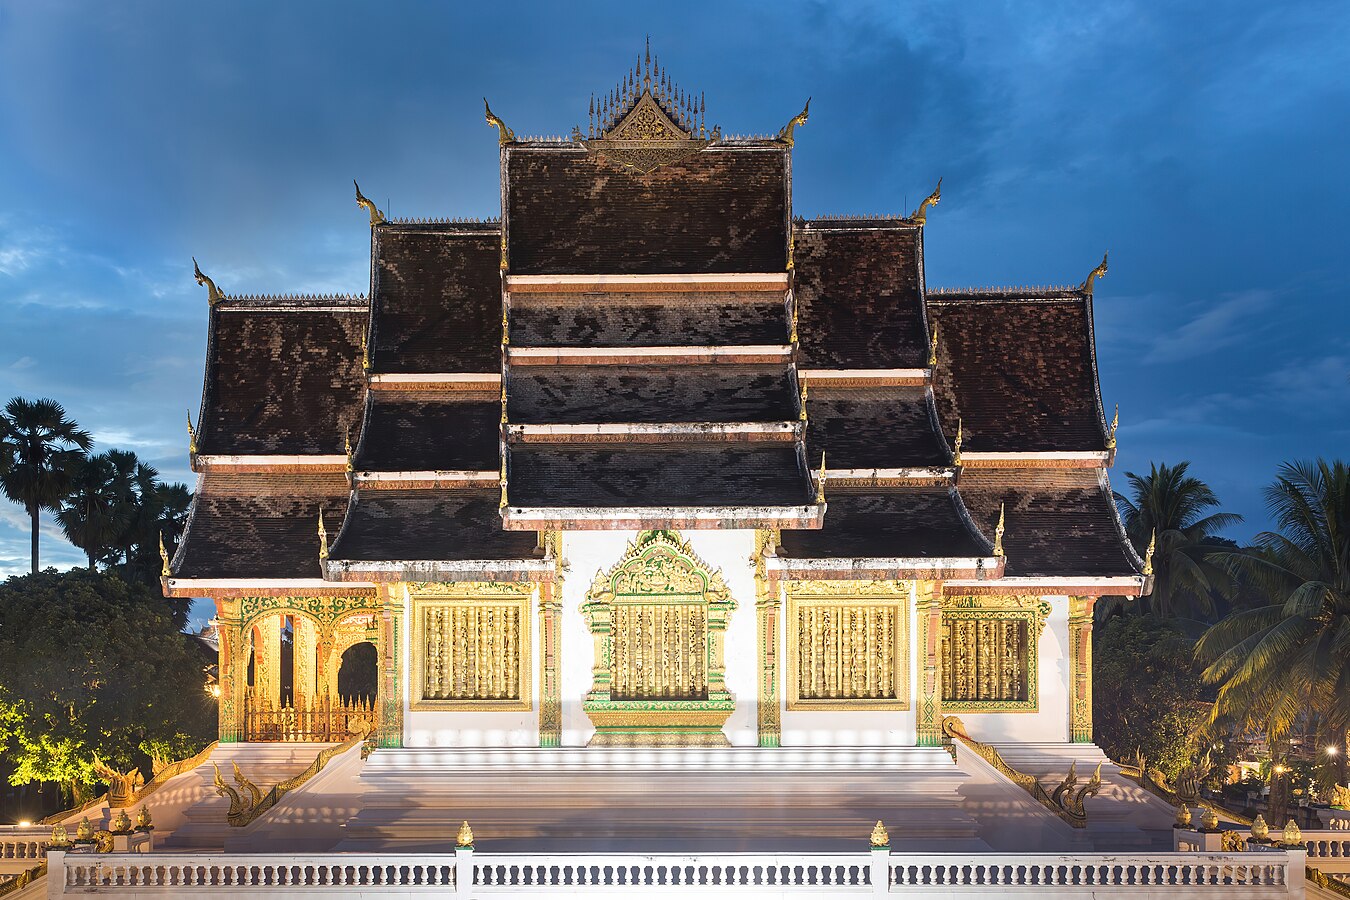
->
<box><xmin>610</xmin><ymin>600</ymin><xmax>707</xmax><ymax>701</ymax></box>
<box><xmin>412</xmin><ymin>595</ymin><xmax>532</xmax><ymax>711</ymax></box>
<box><xmin>787</xmin><ymin>596</ymin><xmax>909</xmax><ymax>711</ymax></box>
<box><xmin>941</xmin><ymin>613</ymin><xmax>1036</xmax><ymax>712</ymax></box>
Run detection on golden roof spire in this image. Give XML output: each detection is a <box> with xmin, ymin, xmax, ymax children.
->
<box><xmin>906</xmin><ymin>178</ymin><xmax>942</xmax><ymax>225</ymax></box>
<box><xmin>353</xmin><ymin>180</ymin><xmax>385</xmax><ymax>226</ymax></box>
<box><xmin>1081</xmin><ymin>252</ymin><xmax>1109</xmax><ymax>295</ymax></box>
<box><xmin>994</xmin><ymin>503</ymin><xmax>1006</xmax><ymax>557</ymax></box>
<box><xmin>1106</xmin><ymin>404</ymin><xmax>1119</xmax><ymax>450</ymax></box>
<box><xmin>953</xmin><ymin>418</ymin><xmax>963</xmax><ymax>466</ymax></box>
<box><xmin>776</xmin><ymin>97</ymin><xmax>811</xmax><ymax>147</ymax></box>
<box><xmin>159</xmin><ymin>532</ymin><xmax>171</xmax><ymax>577</ymax></box>
<box><xmin>483</xmin><ymin>99</ymin><xmax>515</xmax><ymax>145</ymax></box>
<box><xmin>1142</xmin><ymin>528</ymin><xmax>1156</xmax><ymax>576</ymax></box>
<box><xmin>186</xmin><ymin>410</ymin><xmax>198</xmax><ymax>455</ymax></box>
<box><xmin>500</xmin><ymin>382</ymin><xmax>508</xmax><ymax>426</ymax></box>
<box><xmin>361</xmin><ymin>328</ymin><xmax>371</xmax><ymax>373</ymax></box>
<box><xmin>501</xmin><ymin>307</ymin><xmax>510</xmax><ymax>346</ymax></box>
<box><xmin>192</xmin><ymin>258</ymin><xmax>226</xmax><ymax>306</ymax></box>
<box><xmin>928</xmin><ymin>323</ymin><xmax>939</xmax><ymax>368</ymax></box>
<box><xmin>344</xmin><ymin>429</ymin><xmax>354</xmax><ymax>474</ymax></box>
<box><xmin>799</xmin><ymin>379</ymin><xmax>808</xmax><ymax>422</ymax></box>
<box><xmin>499</xmin><ymin>456</ymin><xmax>509</xmax><ymax>510</ymax></box>
<box><xmin>318</xmin><ymin>508</ymin><xmax>329</xmax><ymax>561</ymax></box>
<box><xmin>816</xmin><ymin>451</ymin><xmax>827</xmax><ymax>504</ymax></box>
<box><xmin>789</xmin><ymin>298</ymin><xmax>799</xmax><ymax>343</ymax></box>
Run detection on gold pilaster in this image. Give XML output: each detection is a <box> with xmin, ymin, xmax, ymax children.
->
<box><xmin>754</xmin><ymin>530</ymin><xmax>781</xmax><ymax>747</ymax></box>
<box><xmin>539</xmin><ymin>580</ymin><xmax>562</xmax><ymax>747</ymax></box>
<box><xmin>216</xmin><ymin>600</ymin><xmax>244</xmax><ymax>743</ymax></box>
<box><xmin>376</xmin><ymin>586</ymin><xmax>404</xmax><ymax>749</ymax></box>
<box><xmin>916</xmin><ymin>583</ymin><xmax>943</xmax><ymax>747</ymax></box>
<box><xmin>293</xmin><ymin>615</ymin><xmax>318</xmax><ymax>702</ymax></box>
<box><xmin>1068</xmin><ymin>596</ymin><xmax>1096</xmax><ymax>743</ymax></box>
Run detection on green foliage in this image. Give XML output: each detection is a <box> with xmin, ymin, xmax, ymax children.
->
<box><xmin>1114</xmin><ymin>461</ymin><xmax>1243</xmax><ymax>622</ymax></box>
<box><xmin>1093</xmin><ymin>615</ymin><xmax>1208</xmax><ymax>780</ymax></box>
<box><xmin>0</xmin><ymin>569</ymin><xmax>214</xmax><ymax>797</ymax></box>
<box><xmin>1196</xmin><ymin>459</ymin><xmax>1350</xmax><ymax>739</ymax></box>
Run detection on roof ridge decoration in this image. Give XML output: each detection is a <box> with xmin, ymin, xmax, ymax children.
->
<box><xmin>775</xmin><ymin>98</ymin><xmax>810</xmax><ymax>146</ymax></box>
<box><xmin>574</xmin><ymin>40</ymin><xmax>720</xmax><ymax>174</ymax></box>
<box><xmin>353</xmin><ymin>180</ymin><xmax>386</xmax><ymax>226</ymax></box>
<box><xmin>905</xmin><ymin>179</ymin><xmax>942</xmax><ymax>226</ymax></box>
<box><xmin>484</xmin><ymin>99</ymin><xmax>516</xmax><ymax>145</ymax></box>
<box><xmin>193</xmin><ymin>258</ymin><xmax>226</xmax><ymax>306</ymax></box>
<box><xmin>1081</xmin><ymin>252</ymin><xmax>1109</xmax><ymax>295</ymax></box>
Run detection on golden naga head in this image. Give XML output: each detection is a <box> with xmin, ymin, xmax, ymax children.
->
<box><xmin>1081</xmin><ymin>252</ymin><xmax>1109</xmax><ymax>295</ymax></box>
<box><xmin>907</xmin><ymin>178</ymin><xmax>942</xmax><ymax>225</ymax></box>
<box><xmin>353</xmin><ymin>180</ymin><xmax>386</xmax><ymax>226</ymax></box>
<box><xmin>192</xmin><ymin>258</ymin><xmax>226</xmax><ymax>306</ymax></box>
<box><xmin>777</xmin><ymin>97</ymin><xmax>811</xmax><ymax>146</ymax></box>
<box><xmin>484</xmin><ymin>99</ymin><xmax>516</xmax><ymax>145</ymax></box>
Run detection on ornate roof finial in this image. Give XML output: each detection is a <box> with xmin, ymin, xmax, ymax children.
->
<box><xmin>500</xmin><ymin>233</ymin><xmax>508</xmax><ymax>272</ymax></box>
<box><xmin>192</xmin><ymin>258</ymin><xmax>227</xmax><ymax>306</ymax></box>
<box><xmin>186</xmin><ymin>410</ymin><xmax>198</xmax><ymax>455</ymax></box>
<box><xmin>928</xmin><ymin>323</ymin><xmax>939</xmax><ymax>368</ymax></box>
<box><xmin>1081</xmin><ymin>252</ymin><xmax>1109</xmax><ymax>295</ymax></box>
<box><xmin>344</xmin><ymin>428</ymin><xmax>354</xmax><ymax>474</ymax></box>
<box><xmin>484</xmin><ymin>98</ymin><xmax>516</xmax><ymax>145</ymax></box>
<box><xmin>501</xmin><ymin>307</ymin><xmax>510</xmax><ymax>346</ymax></box>
<box><xmin>799</xmin><ymin>379</ymin><xmax>808</xmax><ymax>422</ymax></box>
<box><xmin>1106</xmin><ymin>404</ymin><xmax>1119</xmax><ymax>450</ymax></box>
<box><xmin>700</xmin><ymin>92</ymin><xmax>707</xmax><ymax>139</ymax></box>
<box><xmin>993</xmin><ymin>503</ymin><xmax>1006</xmax><ymax>557</ymax></box>
<box><xmin>870</xmin><ymin>820</ymin><xmax>890</xmax><ymax>849</ymax></box>
<box><xmin>906</xmin><ymin>178</ymin><xmax>942</xmax><ymax>225</ymax></box>
<box><xmin>790</xmin><ymin>298</ymin><xmax>799</xmax><ymax>344</ymax></box>
<box><xmin>318</xmin><ymin>508</ymin><xmax>329</xmax><ymax>561</ymax></box>
<box><xmin>776</xmin><ymin>97</ymin><xmax>811</xmax><ymax>146</ymax></box>
<box><xmin>159</xmin><ymin>532</ymin><xmax>171</xmax><ymax>577</ymax></box>
<box><xmin>500</xmin><ymin>382</ymin><xmax>508</xmax><ymax>426</ymax></box>
<box><xmin>1143</xmin><ymin>528</ymin><xmax>1156</xmax><ymax>576</ymax></box>
<box><xmin>816</xmin><ymin>451</ymin><xmax>827</xmax><ymax>504</ymax></box>
<box><xmin>498</xmin><ymin>456</ymin><xmax>509</xmax><ymax>510</ymax></box>
<box><xmin>353</xmin><ymin>180</ymin><xmax>385</xmax><ymax>226</ymax></box>
<box><xmin>361</xmin><ymin>328</ymin><xmax>371</xmax><ymax>373</ymax></box>
<box><xmin>953</xmin><ymin>417</ymin><xmax>963</xmax><ymax>466</ymax></box>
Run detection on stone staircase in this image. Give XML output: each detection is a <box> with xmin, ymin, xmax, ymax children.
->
<box><xmin>224</xmin><ymin>742</ymin><xmax>368</xmax><ymax>853</ymax></box>
<box><xmin>158</xmin><ymin>743</ymin><xmax>337</xmax><ymax>851</ymax></box>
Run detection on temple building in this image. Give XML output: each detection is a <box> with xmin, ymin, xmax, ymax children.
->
<box><xmin>168</xmin><ymin>57</ymin><xmax>1149</xmax><ymax>762</ymax></box>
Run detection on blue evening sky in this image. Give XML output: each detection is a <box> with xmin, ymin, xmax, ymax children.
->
<box><xmin>0</xmin><ymin>1</ymin><xmax>1346</xmax><ymax>581</ymax></box>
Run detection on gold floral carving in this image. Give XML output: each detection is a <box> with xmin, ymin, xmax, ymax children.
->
<box><xmin>785</xmin><ymin>581</ymin><xmax>910</xmax><ymax>711</ymax></box>
<box><xmin>582</xmin><ymin>92</ymin><xmax>714</xmax><ymax>175</ymax></box>
<box><xmin>410</xmin><ymin>586</ymin><xmax>533</xmax><ymax>712</ymax></box>
<box><xmin>940</xmin><ymin>595</ymin><xmax>1047</xmax><ymax>712</ymax></box>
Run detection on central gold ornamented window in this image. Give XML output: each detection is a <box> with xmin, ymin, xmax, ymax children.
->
<box><xmin>940</xmin><ymin>596</ymin><xmax>1049</xmax><ymax>712</ymax></box>
<box><xmin>786</xmin><ymin>581</ymin><xmax>910</xmax><ymax>711</ymax></box>
<box><xmin>411</xmin><ymin>586</ymin><xmax>533</xmax><ymax>711</ymax></box>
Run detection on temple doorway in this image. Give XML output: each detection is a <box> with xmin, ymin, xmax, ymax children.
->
<box><xmin>337</xmin><ymin>641</ymin><xmax>378</xmax><ymax>705</ymax></box>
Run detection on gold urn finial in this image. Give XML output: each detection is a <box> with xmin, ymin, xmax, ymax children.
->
<box><xmin>192</xmin><ymin>257</ymin><xmax>227</xmax><ymax>306</ymax></box>
<box><xmin>75</xmin><ymin>817</ymin><xmax>93</xmax><ymax>843</ymax></box>
<box><xmin>870</xmin><ymin>819</ymin><xmax>890</xmax><ymax>848</ymax></box>
<box><xmin>1282</xmin><ymin>819</ymin><xmax>1303</xmax><ymax>846</ymax></box>
<box><xmin>799</xmin><ymin>380</ymin><xmax>808</xmax><ymax>422</ymax></box>
<box><xmin>953</xmin><ymin>418</ymin><xmax>963</xmax><ymax>466</ymax></box>
<box><xmin>776</xmin><ymin>97</ymin><xmax>811</xmax><ymax>147</ymax></box>
<box><xmin>135</xmin><ymin>806</ymin><xmax>153</xmax><ymax>831</ymax></box>
<box><xmin>1250</xmin><ymin>813</ymin><xmax>1269</xmax><ymax>841</ymax></box>
<box><xmin>484</xmin><ymin>99</ymin><xmax>515</xmax><ymax>145</ymax></box>
<box><xmin>353</xmin><ymin>180</ymin><xmax>386</xmax><ymax>226</ymax></box>
<box><xmin>1200</xmin><ymin>806</ymin><xmax>1219</xmax><ymax>831</ymax></box>
<box><xmin>457</xmin><ymin>819</ymin><xmax>475</xmax><ymax>848</ymax></box>
<box><xmin>111</xmin><ymin>809</ymin><xmax>132</xmax><ymax>834</ymax></box>
<box><xmin>1106</xmin><ymin>404</ymin><xmax>1119</xmax><ymax>450</ymax></box>
<box><xmin>1081</xmin><ymin>251</ymin><xmax>1109</xmax><ymax>295</ymax></box>
<box><xmin>907</xmin><ymin>178</ymin><xmax>942</xmax><ymax>225</ymax></box>
<box><xmin>159</xmin><ymin>532</ymin><xmax>171</xmax><ymax>577</ymax></box>
<box><xmin>186</xmin><ymin>409</ymin><xmax>198</xmax><ymax>455</ymax></box>
<box><xmin>50</xmin><ymin>823</ymin><xmax>70</xmax><ymax>847</ymax></box>
<box><xmin>928</xmin><ymin>323</ymin><xmax>939</xmax><ymax>368</ymax></box>
<box><xmin>816</xmin><ymin>451</ymin><xmax>827</xmax><ymax>504</ymax></box>
<box><xmin>993</xmin><ymin>503</ymin><xmax>1006</xmax><ymax>557</ymax></box>
<box><xmin>1174</xmin><ymin>805</ymin><xmax>1192</xmax><ymax>828</ymax></box>
<box><xmin>318</xmin><ymin>508</ymin><xmax>329</xmax><ymax>560</ymax></box>
<box><xmin>1143</xmin><ymin>529</ymin><xmax>1156</xmax><ymax>576</ymax></box>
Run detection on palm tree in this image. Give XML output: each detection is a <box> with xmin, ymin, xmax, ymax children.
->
<box><xmin>1195</xmin><ymin>459</ymin><xmax>1350</xmax><ymax>814</ymax></box>
<box><xmin>1115</xmin><ymin>461</ymin><xmax>1243</xmax><ymax>621</ymax></box>
<box><xmin>0</xmin><ymin>398</ymin><xmax>92</xmax><ymax>573</ymax></box>
<box><xmin>55</xmin><ymin>453</ymin><xmax>126</xmax><ymax>568</ymax></box>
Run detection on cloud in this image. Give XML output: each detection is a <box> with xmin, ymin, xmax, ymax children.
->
<box><xmin>1143</xmin><ymin>290</ymin><xmax>1275</xmax><ymax>364</ymax></box>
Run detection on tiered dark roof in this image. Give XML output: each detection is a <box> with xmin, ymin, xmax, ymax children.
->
<box><xmin>511</xmin><ymin>290</ymin><xmax>788</xmax><ymax>347</ymax></box>
<box><xmin>354</xmin><ymin>393</ymin><xmax>499</xmax><ymax>472</ymax></box>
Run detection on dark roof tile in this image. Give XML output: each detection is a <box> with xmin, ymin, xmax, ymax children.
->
<box><xmin>512</xmin><ymin>291</ymin><xmax>787</xmax><ymax>347</ymax></box>
<box><xmin>356</xmin><ymin>394</ymin><xmax>500</xmax><ymax>471</ymax></box>
<box><xmin>805</xmin><ymin>386</ymin><xmax>948</xmax><ymax>469</ymax></box>
<box><xmin>779</xmin><ymin>489</ymin><xmax>990</xmax><ymax>559</ymax></box>
<box><xmin>329</xmin><ymin>489</ymin><xmax>540</xmax><ymax>561</ymax></box>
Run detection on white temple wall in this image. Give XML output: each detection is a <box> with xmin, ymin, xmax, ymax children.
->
<box><xmin>401</xmin><ymin>585</ymin><xmax>542</xmax><ymax>748</ymax></box>
<box><xmin>949</xmin><ymin>594</ymin><xmax>1072</xmax><ymax>743</ymax></box>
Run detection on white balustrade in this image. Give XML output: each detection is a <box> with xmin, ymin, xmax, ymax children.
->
<box><xmin>1299</xmin><ymin>830</ymin><xmax>1350</xmax><ymax>874</ymax></box>
<box><xmin>45</xmin><ymin>848</ymin><xmax>1303</xmax><ymax>897</ymax></box>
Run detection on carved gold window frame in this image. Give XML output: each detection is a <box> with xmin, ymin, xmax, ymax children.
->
<box><xmin>940</xmin><ymin>596</ymin><xmax>1048</xmax><ymax>714</ymax></box>
<box><xmin>410</xmin><ymin>589</ymin><xmax>533</xmax><ymax>712</ymax></box>
<box><xmin>785</xmin><ymin>581</ymin><xmax>911</xmax><ymax>712</ymax></box>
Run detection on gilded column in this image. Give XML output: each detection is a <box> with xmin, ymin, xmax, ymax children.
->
<box><xmin>539</xmin><ymin>580</ymin><xmax>562</xmax><ymax>747</ymax></box>
<box><xmin>257</xmin><ymin>615</ymin><xmax>282</xmax><ymax>708</ymax></box>
<box><xmin>754</xmin><ymin>530</ymin><xmax>781</xmax><ymax>748</ymax></box>
<box><xmin>316</xmin><ymin>625</ymin><xmax>336</xmax><ymax>697</ymax></box>
<box><xmin>1068</xmin><ymin>596</ymin><xmax>1096</xmax><ymax>743</ymax></box>
<box><xmin>216</xmin><ymin>600</ymin><xmax>244</xmax><ymax>743</ymax></box>
<box><xmin>916</xmin><ymin>583</ymin><xmax>944</xmax><ymax>747</ymax></box>
<box><xmin>293</xmin><ymin>615</ymin><xmax>318</xmax><ymax>704</ymax></box>
<box><xmin>376</xmin><ymin>585</ymin><xmax>404</xmax><ymax>749</ymax></box>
